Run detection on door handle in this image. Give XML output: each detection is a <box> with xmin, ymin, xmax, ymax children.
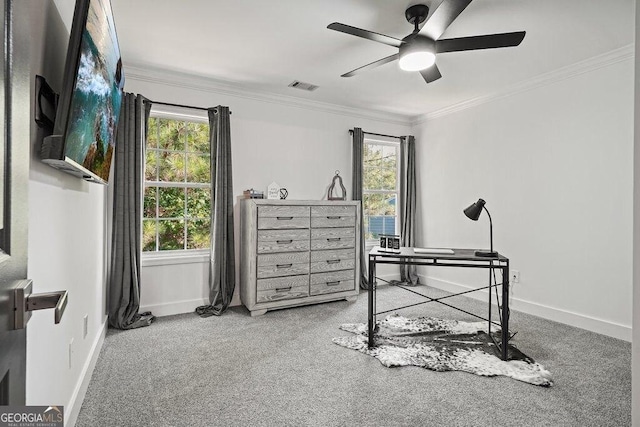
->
<box><xmin>13</xmin><ymin>279</ymin><xmax>68</xmax><ymax>329</ymax></box>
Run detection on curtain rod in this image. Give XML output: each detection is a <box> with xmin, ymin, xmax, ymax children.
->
<box><xmin>147</xmin><ymin>99</ymin><xmax>232</xmax><ymax>114</ymax></box>
<box><xmin>349</xmin><ymin>129</ymin><xmax>405</xmax><ymax>140</ymax></box>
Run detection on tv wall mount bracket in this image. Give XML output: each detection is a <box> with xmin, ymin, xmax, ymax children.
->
<box><xmin>34</xmin><ymin>75</ymin><xmax>59</xmax><ymax>134</ymax></box>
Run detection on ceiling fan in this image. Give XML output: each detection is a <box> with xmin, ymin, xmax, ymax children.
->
<box><xmin>327</xmin><ymin>0</ymin><xmax>526</xmax><ymax>84</ymax></box>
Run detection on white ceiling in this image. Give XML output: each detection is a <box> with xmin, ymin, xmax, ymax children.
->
<box><xmin>57</xmin><ymin>0</ymin><xmax>635</xmax><ymax>119</ymax></box>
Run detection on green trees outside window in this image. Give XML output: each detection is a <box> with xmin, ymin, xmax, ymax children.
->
<box><xmin>363</xmin><ymin>141</ymin><xmax>399</xmax><ymax>241</ymax></box>
<box><xmin>143</xmin><ymin>116</ymin><xmax>211</xmax><ymax>252</ymax></box>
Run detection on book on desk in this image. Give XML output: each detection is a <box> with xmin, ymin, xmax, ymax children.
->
<box><xmin>413</xmin><ymin>248</ymin><xmax>455</xmax><ymax>254</ymax></box>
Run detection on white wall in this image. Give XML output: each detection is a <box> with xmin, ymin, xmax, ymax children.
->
<box><xmin>413</xmin><ymin>57</ymin><xmax>634</xmax><ymax>341</ymax></box>
<box><xmin>125</xmin><ymin>70</ymin><xmax>411</xmax><ymax>316</ymax></box>
<box><xmin>632</xmin><ymin>1</ymin><xmax>639</xmax><ymax>423</ymax></box>
<box><xmin>25</xmin><ymin>2</ymin><xmax>108</xmax><ymax>425</ymax></box>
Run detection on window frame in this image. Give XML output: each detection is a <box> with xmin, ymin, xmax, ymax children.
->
<box><xmin>142</xmin><ymin>108</ymin><xmax>211</xmax><ymax>260</ymax></box>
<box><xmin>362</xmin><ymin>137</ymin><xmax>401</xmax><ymax>249</ymax></box>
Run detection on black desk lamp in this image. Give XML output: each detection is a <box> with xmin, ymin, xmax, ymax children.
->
<box><xmin>463</xmin><ymin>198</ymin><xmax>498</xmax><ymax>257</ymax></box>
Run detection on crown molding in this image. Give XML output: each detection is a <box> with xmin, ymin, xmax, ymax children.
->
<box><xmin>123</xmin><ymin>63</ymin><xmax>413</xmax><ymax>127</ymax></box>
<box><xmin>411</xmin><ymin>44</ymin><xmax>634</xmax><ymax>125</ymax></box>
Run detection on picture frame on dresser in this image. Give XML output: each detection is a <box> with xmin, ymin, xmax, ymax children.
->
<box><xmin>239</xmin><ymin>199</ymin><xmax>360</xmax><ymax>316</ymax></box>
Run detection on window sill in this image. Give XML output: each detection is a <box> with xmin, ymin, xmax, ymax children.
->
<box><xmin>142</xmin><ymin>250</ymin><xmax>210</xmax><ymax>267</ymax></box>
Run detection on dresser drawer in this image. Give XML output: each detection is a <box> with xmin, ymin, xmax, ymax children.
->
<box><xmin>257</xmin><ymin>229</ymin><xmax>310</xmax><ymax>254</ymax></box>
<box><xmin>258</xmin><ymin>206</ymin><xmax>310</xmax><ymax>230</ymax></box>
<box><xmin>311</xmin><ymin>205</ymin><xmax>356</xmax><ymax>217</ymax></box>
<box><xmin>256</xmin><ymin>275</ymin><xmax>309</xmax><ymax>303</ymax></box>
<box><xmin>311</xmin><ymin>248</ymin><xmax>356</xmax><ymax>273</ymax></box>
<box><xmin>311</xmin><ymin>227</ymin><xmax>355</xmax><ymax>250</ymax></box>
<box><xmin>311</xmin><ymin>205</ymin><xmax>356</xmax><ymax>228</ymax></box>
<box><xmin>310</xmin><ymin>270</ymin><xmax>355</xmax><ymax>295</ymax></box>
<box><xmin>259</xmin><ymin>205</ymin><xmax>310</xmax><ymax>217</ymax></box>
<box><xmin>259</xmin><ymin>216</ymin><xmax>310</xmax><ymax>230</ymax></box>
<box><xmin>257</xmin><ymin>252</ymin><xmax>310</xmax><ymax>279</ymax></box>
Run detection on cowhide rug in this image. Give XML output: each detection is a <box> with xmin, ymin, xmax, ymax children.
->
<box><xmin>333</xmin><ymin>314</ymin><xmax>553</xmax><ymax>387</ymax></box>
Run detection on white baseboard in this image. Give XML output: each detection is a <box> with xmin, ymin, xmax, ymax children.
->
<box><xmin>422</xmin><ymin>275</ymin><xmax>632</xmax><ymax>342</ymax></box>
<box><xmin>66</xmin><ymin>316</ymin><xmax>107</xmax><ymax>427</ymax></box>
<box><xmin>140</xmin><ymin>298</ymin><xmax>209</xmax><ymax>317</ymax></box>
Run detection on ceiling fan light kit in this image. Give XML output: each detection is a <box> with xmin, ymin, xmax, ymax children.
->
<box><xmin>398</xmin><ymin>36</ymin><xmax>436</xmax><ymax>71</ymax></box>
<box><xmin>328</xmin><ymin>0</ymin><xmax>526</xmax><ymax>84</ymax></box>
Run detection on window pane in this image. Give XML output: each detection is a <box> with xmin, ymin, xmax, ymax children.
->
<box><xmin>142</xmin><ymin>220</ymin><xmax>157</xmax><ymax>252</ymax></box>
<box><xmin>147</xmin><ymin>117</ymin><xmax>158</xmax><ymax>148</ymax></box>
<box><xmin>364</xmin><ymin>144</ymin><xmax>397</xmax><ymax>191</ymax></box>
<box><xmin>186</xmin><ymin>219</ymin><xmax>211</xmax><ymax>249</ymax></box>
<box><xmin>364</xmin><ymin>193</ymin><xmax>397</xmax><ymax>240</ymax></box>
<box><xmin>381</xmin><ymin>145</ymin><xmax>397</xmax><ymax>190</ymax></box>
<box><xmin>158</xmin><ymin>151</ymin><xmax>186</xmax><ymax>182</ymax></box>
<box><xmin>158</xmin><ymin>219</ymin><xmax>185</xmax><ymax>251</ymax></box>
<box><xmin>143</xmin><ymin>186</ymin><xmax>157</xmax><ymax>218</ymax></box>
<box><xmin>187</xmin><ymin>122</ymin><xmax>210</xmax><ymax>153</ymax></box>
<box><xmin>145</xmin><ymin>150</ymin><xmax>158</xmax><ymax>181</ymax></box>
<box><xmin>158</xmin><ymin>187</ymin><xmax>185</xmax><ymax>218</ymax></box>
<box><xmin>158</xmin><ymin>118</ymin><xmax>186</xmax><ymax>151</ymax></box>
<box><xmin>186</xmin><ymin>154</ymin><xmax>210</xmax><ymax>183</ymax></box>
<box><xmin>186</xmin><ymin>188</ymin><xmax>210</xmax><ymax>219</ymax></box>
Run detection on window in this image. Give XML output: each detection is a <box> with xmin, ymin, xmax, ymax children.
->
<box><xmin>362</xmin><ymin>139</ymin><xmax>399</xmax><ymax>245</ymax></box>
<box><xmin>143</xmin><ymin>114</ymin><xmax>211</xmax><ymax>252</ymax></box>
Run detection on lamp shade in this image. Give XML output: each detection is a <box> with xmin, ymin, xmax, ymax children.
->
<box><xmin>463</xmin><ymin>198</ymin><xmax>486</xmax><ymax>221</ymax></box>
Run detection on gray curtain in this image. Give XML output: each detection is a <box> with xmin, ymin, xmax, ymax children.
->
<box><xmin>108</xmin><ymin>93</ymin><xmax>155</xmax><ymax>329</ymax></box>
<box><xmin>399</xmin><ymin>135</ymin><xmax>420</xmax><ymax>285</ymax></box>
<box><xmin>196</xmin><ymin>106</ymin><xmax>236</xmax><ymax>317</ymax></box>
<box><xmin>351</xmin><ymin>127</ymin><xmax>368</xmax><ymax>290</ymax></box>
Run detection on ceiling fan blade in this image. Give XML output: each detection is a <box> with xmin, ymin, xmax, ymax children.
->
<box><xmin>328</xmin><ymin>22</ymin><xmax>404</xmax><ymax>48</ymax></box>
<box><xmin>341</xmin><ymin>54</ymin><xmax>399</xmax><ymax>77</ymax></box>
<box><xmin>420</xmin><ymin>64</ymin><xmax>442</xmax><ymax>83</ymax></box>
<box><xmin>420</xmin><ymin>0</ymin><xmax>472</xmax><ymax>40</ymax></box>
<box><xmin>436</xmin><ymin>31</ymin><xmax>526</xmax><ymax>53</ymax></box>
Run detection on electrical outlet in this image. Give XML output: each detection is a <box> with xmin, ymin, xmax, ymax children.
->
<box><xmin>511</xmin><ymin>270</ymin><xmax>520</xmax><ymax>283</ymax></box>
<box><xmin>68</xmin><ymin>338</ymin><xmax>74</xmax><ymax>370</ymax></box>
<box><xmin>83</xmin><ymin>314</ymin><xmax>88</xmax><ymax>339</ymax></box>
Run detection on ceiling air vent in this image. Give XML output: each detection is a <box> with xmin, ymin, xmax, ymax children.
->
<box><xmin>288</xmin><ymin>80</ymin><xmax>319</xmax><ymax>92</ymax></box>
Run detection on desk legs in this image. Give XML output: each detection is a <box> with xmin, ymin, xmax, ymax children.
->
<box><xmin>501</xmin><ymin>265</ymin><xmax>510</xmax><ymax>360</ymax></box>
<box><xmin>368</xmin><ymin>256</ymin><xmax>375</xmax><ymax>348</ymax></box>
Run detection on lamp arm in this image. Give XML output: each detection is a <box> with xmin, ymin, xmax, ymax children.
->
<box><xmin>482</xmin><ymin>205</ymin><xmax>493</xmax><ymax>254</ymax></box>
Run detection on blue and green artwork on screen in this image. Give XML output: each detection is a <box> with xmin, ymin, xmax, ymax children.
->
<box><xmin>64</xmin><ymin>0</ymin><xmax>124</xmax><ymax>182</ymax></box>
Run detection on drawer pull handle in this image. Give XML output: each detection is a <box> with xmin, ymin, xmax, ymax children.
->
<box><xmin>327</xmin><ymin>216</ymin><xmax>342</xmax><ymax>220</ymax></box>
<box><xmin>276</xmin><ymin>240</ymin><xmax>293</xmax><ymax>244</ymax></box>
<box><xmin>276</xmin><ymin>264</ymin><xmax>293</xmax><ymax>269</ymax></box>
<box><xmin>277</xmin><ymin>216</ymin><xmax>293</xmax><ymax>220</ymax></box>
<box><xmin>275</xmin><ymin>287</ymin><xmax>292</xmax><ymax>293</ymax></box>
<box><xmin>327</xmin><ymin>238</ymin><xmax>341</xmax><ymax>242</ymax></box>
<box><xmin>326</xmin><ymin>281</ymin><xmax>341</xmax><ymax>286</ymax></box>
<box><xmin>326</xmin><ymin>259</ymin><xmax>341</xmax><ymax>264</ymax></box>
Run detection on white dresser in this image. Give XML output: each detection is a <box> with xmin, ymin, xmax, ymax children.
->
<box><xmin>239</xmin><ymin>199</ymin><xmax>360</xmax><ymax>316</ymax></box>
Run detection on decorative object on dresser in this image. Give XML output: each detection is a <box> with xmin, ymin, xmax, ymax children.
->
<box><xmin>327</xmin><ymin>170</ymin><xmax>347</xmax><ymax>200</ymax></box>
<box><xmin>243</xmin><ymin>188</ymin><xmax>264</xmax><ymax>199</ymax></box>
<box><xmin>267</xmin><ymin>182</ymin><xmax>281</xmax><ymax>200</ymax></box>
<box><xmin>279</xmin><ymin>188</ymin><xmax>288</xmax><ymax>199</ymax></box>
<box><xmin>240</xmin><ymin>200</ymin><xmax>360</xmax><ymax>316</ymax></box>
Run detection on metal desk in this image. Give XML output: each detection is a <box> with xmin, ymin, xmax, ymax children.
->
<box><xmin>367</xmin><ymin>247</ymin><xmax>511</xmax><ymax>360</ymax></box>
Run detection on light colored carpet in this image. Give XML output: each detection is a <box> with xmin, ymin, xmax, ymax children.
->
<box><xmin>76</xmin><ymin>285</ymin><xmax>631</xmax><ymax>427</ymax></box>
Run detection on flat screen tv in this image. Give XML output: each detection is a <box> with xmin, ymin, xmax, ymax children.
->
<box><xmin>40</xmin><ymin>0</ymin><xmax>124</xmax><ymax>184</ymax></box>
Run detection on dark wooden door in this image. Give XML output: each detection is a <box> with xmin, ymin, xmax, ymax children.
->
<box><xmin>0</xmin><ymin>0</ymin><xmax>30</xmax><ymax>405</ymax></box>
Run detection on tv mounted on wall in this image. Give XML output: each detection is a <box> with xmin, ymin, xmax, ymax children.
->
<box><xmin>40</xmin><ymin>0</ymin><xmax>124</xmax><ymax>184</ymax></box>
